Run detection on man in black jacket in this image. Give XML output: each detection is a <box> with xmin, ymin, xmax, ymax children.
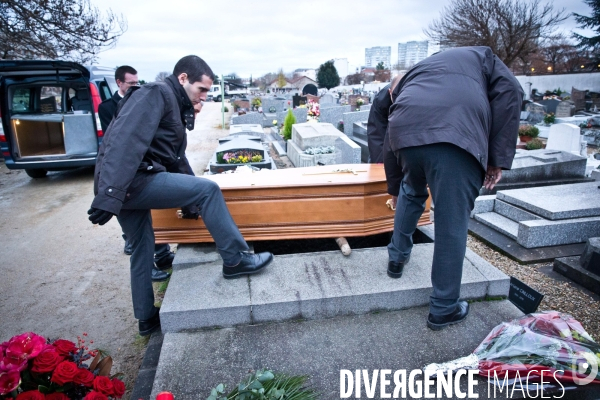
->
<box><xmin>98</xmin><ymin>65</ymin><xmax>173</xmax><ymax>282</ymax></box>
<box><xmin>88</xmin><ymin>55</ymin><xmax>273</xmax><ymax>336</ymax></box>
<box><xmin>385</xmin><ymin>47</ymin><xmax>523</xmax><ymax>331</ymax></box>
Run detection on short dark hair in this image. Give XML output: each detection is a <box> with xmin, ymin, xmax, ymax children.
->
<box><xmin>115</xmin><ymin>65</ymin><xmax>137</xmax><ymax>82</ymax></box>
<box><xmin>173</xmin><ymin>55</ymin><xmax>215</xmax><ymax>83</ymax></box>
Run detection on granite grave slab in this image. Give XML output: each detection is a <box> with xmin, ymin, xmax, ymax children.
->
<box><xmin>319</xmin><ymin>105</ymin><xmax>351</xmax><ymax>126</ymax></box>
<box><xmin>342</xmin><ymin>110</ymin><xmax>370</xmax><ymax>137</ymax></box>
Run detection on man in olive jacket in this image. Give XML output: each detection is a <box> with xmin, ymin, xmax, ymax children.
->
<box><xmin>88</xmin><ymin>55</ymin><xmax>273</xmax><ymax>336</ymax></box>
<box><xmin>385</xmin><ymin>47</ymin><xmax>523</xmax><ymax>330</ymax></box>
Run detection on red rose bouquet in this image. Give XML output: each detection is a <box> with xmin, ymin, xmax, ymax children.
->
<box><xmin>0</xmin><ymin>333</ymin><xmax>125</xmax><ymax>400</ymax></box>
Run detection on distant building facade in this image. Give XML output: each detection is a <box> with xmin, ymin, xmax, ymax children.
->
<box><xmin>397</xmin><ymin>41</ymin><xmax>435</xmax><ymax>69</ymax></box>
<box><xmin>365</xmin><ymin>46</ymin><xmax>391</xmax><ymax>69</ymax></box>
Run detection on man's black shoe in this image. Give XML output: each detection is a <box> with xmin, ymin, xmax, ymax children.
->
<box><xmin>387</xmin><ymin>255</ymin><xmax>410</xmax><ymax>278</ymax></box>
<box><xmin>427</xmin><ymin>301</ymin><xmax>469</xmax><ymax>331</ymax></box>
<box><xmin>123</xmin><ymin>234</ymin><xmax>133</xmax><ymax>255</ymax></box>
<box><xmin>139</xmin><ymin>307</ymin><xmax>161</xmax><ymax>336</ymax></box>
<box><xmin>155</xmin><ymin>251</ymin><xmax>175</xmax><ymax>270</ymax></box>
<box><xmin>223</xmin><ymin>252</ymin><xmax>273</xmax><ymax>279</ymax></box>
<box><xmin>151</xmin><ymin>267</ymin><xmax>171</xmax><ymax>282</ymax></box>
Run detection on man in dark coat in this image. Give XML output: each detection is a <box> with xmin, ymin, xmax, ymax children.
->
<box><xmin>88</xmin><ymin>55</ymin><xmax>273</xmax><ymax>336</ymax></box>
<box><xmin>98</xmin><ymin>65</ymin><xmax>173</xmax><ymax>282</ymax></box>
<box><xmin>385</xmin><ymin>47</ymin><xmax>523</xmax><ymax>330</ymax></box>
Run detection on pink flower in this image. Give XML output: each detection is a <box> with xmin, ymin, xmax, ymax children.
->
<box><xmin>0</xmin><ymin>356</ymin><xmax>28</xmax><ymax>373</ymax></box>
<box><xmin>0</xmin><ymin>370</ymin><xmax>21</xmax><ymax>395</ymax></box>
<box><xmin>6</xmin><ymin>333</ymin><xmax>46</xmax><ymax>361</ymax></box>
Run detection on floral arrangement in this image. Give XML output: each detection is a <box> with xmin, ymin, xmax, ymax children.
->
<box><xmin>356</xmin><ymin>98</ymin><xmax>364</xmax><ymax>108</ymax></box>
<box><xmin>525</xmin><ymin>137</ymin><xmax>544</xmax><ymax>150</ymax></box>
<box><xmin>0</xmin><ymin>332</ymin><xmax>125</xmax><ymax>400</ymax></box>
<box><xmin>251</xmin><ymin>98</ymin><xmax>261</xmax><ymax>107</ymax></box>
<box><xmin>543</xmin><ymin>112</ymin><xmax>556</xmax><ymax>125</ymax></box>
<box><xmin>304</xmin><ymin>146</ymin><xmax>334</xmax><ymax>155</ymax></box>
<box><xmin>337</xmin><ymin>120</ymin><xmax>344</xmax><ymax>133</ymax></box>
<box><xmin>217</xmin><ymin>151</ymin><xmax>263</xmax><ymax>164</ymax></box>
<box><xmin>306</xmin><ymin>100</ymin><xmax>320</xmax><ymax>120</ymax></box>
<box><xmin>518</xmin><ymin>125</ymin><xmax>539</xmax><ymax>138</ymax></box>
<box><xmin>474</xmin><ymin>311</ymin><xmax>600</xmax><ymax>385</ymax></box>
<box><xmin>207</xmin><ymin>369</ymin><xmax>317</xmax><ymax>400</ymax></box>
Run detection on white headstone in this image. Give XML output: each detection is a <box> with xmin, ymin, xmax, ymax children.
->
<box><xmin>545</xmin><ymin>123</ymin><xmax>583</xmax><ymax>156</ymax></box>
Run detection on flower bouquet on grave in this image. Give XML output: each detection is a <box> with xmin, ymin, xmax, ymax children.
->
<box><xmin>424</xmin><ymin>311</ymin><xmax>600</xmax><ymax>389</ymax></box>
<box><xmin>0</xmin><ymin>332</ymin><xmax>126</xmax><ymax>400</ymax></box>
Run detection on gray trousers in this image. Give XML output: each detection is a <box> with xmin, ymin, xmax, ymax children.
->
<box><xmin>387</xmin><ymin>143</ymin><xmax>484</xmax><ymax>316</ymax></box>
<box><xmin>118</xmin><ymin>172</ymin><xmax>249</xmax><ymax>320</ymax></box>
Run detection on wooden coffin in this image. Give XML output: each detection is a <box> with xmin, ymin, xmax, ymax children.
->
<box><xmin>151</xmin><ymin>164</ymin><xmax>431</xmax><ymax>243</ymax></box>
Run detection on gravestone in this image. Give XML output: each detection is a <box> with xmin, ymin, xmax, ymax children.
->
<box><xmin>555</xmin><ymin>101</ymin><xmax>574</xmax><ymax>118</ymax></box>
<box><xmin>571</xmin><ymin>87</ymin><xmax>586</xmax><ymax>112</ymax></box>
<box><xmin>262</xmin><ymin>98</ymin><xmax>285</xmax><ymax>113</ymax></box>
<box><xmin>480</xmin><ymin>149</ymin><xmax>590</xmax><ymax>195</ymax></box>
<box><xmin>292</xmin><ymin>94</ymin><xmax>307</xmax><ymax>108</ymax></box>
<box><xmin>286</xmin><ymin>122</ymin><xmax>361</xmax><ymax>167</ymax></box>
<box><xmin>580</xmin><ymin>237</ymin><xmax>600</xmax><ymax>275</ymax></box>
<box><xmin>525</xmin><ymin>103</ymin><xmax>546</xmax><ymax>124</ymax></box>
<box><xmin>545</xmin><ymin>123</ymin><xmax>583</xmax><ymax>155</ymax></box>
<box><xmin>342</xmin><ymin>110</ymin><xmax>370</xmax><ymax>137</ymax></box>
<box><xmin>276</xmin><ymin>108</ymin><xmax>308</xmax><ymax>127</ymax></box>
<box><xmin>538</xmin><ymin>99</ymin><xmax>560</xmax><ymax>114</ymax></box>
<box><xmin>231</xmin><ymin>112</ymin><xmax>265</xmax><ymax>126</ymax></box>
<box><xmin>229</xmin><ymin>124</ymin><xmax>267</xmax><ymax>141</ymax></box>
<box><xmin>319</xmin><ymin>105</ymin><xmax>351</xmax><ymax>126</ymax></box>
<box><xmin>320</xmin><ymin>93</ymin><xmax>335</xmax><ymax>106</ymax></box>
<box><xmin>348</xmin><ymin>95</ymin><xmax>370</xmax><ymax>111</ymax></box>
<box><xmin>208</xmin><ymin>135</ymin><xmax>273</xmax><ymax>174</ymax></box>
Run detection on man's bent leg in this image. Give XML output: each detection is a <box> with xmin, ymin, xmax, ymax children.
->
<box><xmin>387</xmin><ymin>148</ymin><xmax>429</xmax><ymax>264</ymax></box>
<box><xmin>117</xmin><ymin>209</ymin><xmax>156</xmax><ymax>320</ymax></box>
<box><xmin>424</xmin><ymin>144</ymin><xmax>483</xmax><ymax>316</ymax></box>
<box><xmin>124</xmin><ymin>173</ymin><xmax>249</xmax><ymax>265</ymax></box>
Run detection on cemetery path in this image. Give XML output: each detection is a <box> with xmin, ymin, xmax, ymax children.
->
<box><xmin>0</xmin><ymin>102</ymin><xmax>232</xmax><ymax>400</ymax></box>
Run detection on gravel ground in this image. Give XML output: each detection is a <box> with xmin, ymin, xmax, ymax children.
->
<box><xmin>467</xmin><ymin>236</ymin><xmax>600</xmax><ymax>339</ymax></box>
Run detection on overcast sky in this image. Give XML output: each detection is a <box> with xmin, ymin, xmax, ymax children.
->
<box><xmin>92</xmin><ymin>0</ymin><xmax>595</xmax><ymax>82</ymax></box>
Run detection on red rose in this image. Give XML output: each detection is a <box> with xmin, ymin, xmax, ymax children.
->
<box><xmin>73</xmin><ymin>368</ymin><xmax>95</xmax><ymax>387</ymax></box>
<box><xmin>92</xmin><ymin>376</ymin><xmax>113</xmax><ymax>396</ymax></box>
<box><xmin>32</xmin><ymin>348</ymin><xmax>63</xmax><ymax>374</ymax></box>
<box><xmin>0</xmin><ymin>370</ymin><xmax>21</xmax><ymax>395</ymax></box>
<box><xmin>83</xmin><ymin>391</ymin><xmax>108</xmax><ymax>400</ymax></box>
<box><xmin>51</xmin><ymin>340</ymin><xmax>77</xmax><ymax>358</ymax></box>
<box><xmin>16</xmin><ymin>390</ymin><xmax>45</xmax><ymax>400</ymax></box>
<box><xmin>6</xmin><ymin>333</ymin><xmax>46</xmax><ymax>360</ymax></box>
<box><xmin>111</xmin><ymin>378</ymin><xmax>126</xmax><ymax>398</ymax></box>
<box><xmin>45</xmin><ymin>392</ymin><xmax>69</xmax><ymax>400</ymax></box>
<box><xmin>50</xmin><ymin>361</ymin><xmax>78</xmax><ymax>385</ymax></box>
<box><xmin>0</xmin><ymin>356</ymin><xmax>28</xmax><ymax>373</ymax></box>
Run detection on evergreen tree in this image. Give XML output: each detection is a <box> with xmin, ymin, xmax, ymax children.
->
<box><xmin>376</xmin><ymin>61</ymin><xmax>385</xmax><ymax>70</ymax></box>
<box><xmin>573</xmin><ymin>0</ymin><xmax>600</xmax><ymax>52</ymax></box>
<box><xmin>316</xmin><ymin>60</ymin><xmax>340</xmax><ymax>89</ymax></box>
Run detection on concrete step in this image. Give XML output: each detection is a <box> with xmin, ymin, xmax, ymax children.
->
<box><xmin>473</xmin><ymin>212</ymin><xmax>519</xmax><ymax>240</ymax></box>
<box><xmin>160</xmin><ymin>243</ymin><xmax>509</xmax><ymax>333</ymax></box>
<box><xmin>493</xmin><ymin>199</ymin><xmax>542</xmax><ymax>222</ymax></box>
<box><xmin>151</xmin><ymin>301</ymin><xmax>527</xmax><ymax>400</ymax></box>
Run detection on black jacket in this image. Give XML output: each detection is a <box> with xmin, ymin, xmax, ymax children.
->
<box><xmin>98</xmin><ymin>91</ymin><xmax>121</xmax><ymax>133</ymax></box>
<box><xmin>367</xmin><ymin>84</ymin><xmax>391</xmax><ymax>163</ymax></box>
<box><xmin>91</xmin><ymin>75</ymin><xmax>195</xmax><ymax>215</ymax></box>
<box><xmin>386</xmin><ymin>46</ymin><xmax>523</xmax><ymax>196</ymax></box>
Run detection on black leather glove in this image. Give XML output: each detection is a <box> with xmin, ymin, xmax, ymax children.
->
<box><xmin>87</xmin><ymin>207</ymin><xmax>115</xmax><ymax>225</ymax></box>
<box><xmin>180</xmin><ymin>205</ymin><xmax>200</xmax><ymax>220</ymax></box>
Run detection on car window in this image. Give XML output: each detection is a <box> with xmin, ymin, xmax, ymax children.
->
<box><xmin>97</xmin><ymin>80</ymin><xmax>113</xmax><ymax>101</ymax></box>
<box><xmin>12</xmin><ymin>88</ymin><xmax>32</xmax><ymax>112</ymax></box>
<box><xmin>40</xmin><ymin>86</ymin><xmax>62</xmax><ymax>113</ymax></box>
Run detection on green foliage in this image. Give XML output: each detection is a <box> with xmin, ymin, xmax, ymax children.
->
<box><xmin>572</xmin><ymin>0</ymin><xmax>600</xmax><ymax>51</ymax></box>
<box><xmin>316</xmin><ymin>60</ymin><xmax>340</xmax><ymax>89</ymax></box>
<box><xmin>277</xmin><ymin>69</ymin><xmax>287</xmax><ymax>88</ymax></box>
<box><xmin>207</xmin><ymin>369</ymin><xmax>318</xmax><ymax>400</ymax></box>
<box><xmin>217</xmin><ymin>152</ymin><xmax>224</xmax><ymax>164</ymax></box>
<box><xmin>376</xmin><ymin>61</ymin><xmax>385</xmax><ymax>70</ymax></box>
<box><xmin>518</xmin><ymin>125</ymin><xmax>540</xmax><ymax>138</ymax></box>
<box><xmin>224</xmin><ymin>106</ymin><xmax>229</xmax><ymax>112</ymax></box>
<box><xmin>282</xmin><ymin>109</ymin><xmax>296</xmax><ymax>141</ymax></box>
<box><xmin>526</xmin><ymin>138</ymin><xmax>544</xmax><ymax>150</ymax></box>
<box><xmin>252</xmin><ymin>97</ymin><xmax>262</xmax><ymax>107</ymax></box>
<box><xmin>543</xmin><ymin>112</ymin><xmax>556</xmax><ymax>125</ymax></box>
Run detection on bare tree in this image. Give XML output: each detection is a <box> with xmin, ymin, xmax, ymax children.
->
<box><xmin>155</xmin><ymin>72</ymin><xmax>169</xmax><ymax>82</ymax></box>
<box><xmin>425</xmin><ymin>0</ymin><xmax>567</xmax><ymax>67</ymax></box>
<box><xmin>0</xmin><ymin>0</ymin><xmax>127</xmax><ymax>63</ymax></box>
